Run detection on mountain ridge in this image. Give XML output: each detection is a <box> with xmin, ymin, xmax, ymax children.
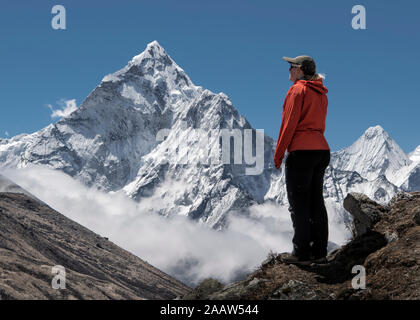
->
<box><xmin>0</xmin><ymin>41</ymin><xmax>419</xmax><ymax>233</ymax></box>
<box><xmin>0</xmin><ymin>176</ymin><xmax>191</xmax><ymax>299</ymax></box>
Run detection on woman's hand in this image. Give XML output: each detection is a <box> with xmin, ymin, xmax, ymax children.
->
<box><xmin>274</xmin><ymin>157</ymin><xmax>282</xmax><ymax>169</ymax></box>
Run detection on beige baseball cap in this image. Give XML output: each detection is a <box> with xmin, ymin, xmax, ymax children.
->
<box><xmin>283</xmin><ymin>55</ymin><xmax>316</xmax><ymax>75</ymax></box>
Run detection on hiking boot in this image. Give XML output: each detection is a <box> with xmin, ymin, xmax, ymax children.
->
<box><xmin>310</xmin><ymin>255</ymin><xmax>328</xmax><ymax>264</ymax></box>
<box><xmin>280</xmin><ymin>252</ymin><xmax>311</xmax><ymax>266</ymax></box>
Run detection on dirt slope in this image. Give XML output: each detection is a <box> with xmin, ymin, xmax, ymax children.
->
<box><xmin>0</xmin><ymin>192</ymin><xmax>191</xmax><ymax>300</ymax></box>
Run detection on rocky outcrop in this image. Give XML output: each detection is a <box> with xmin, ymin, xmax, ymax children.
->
<box><xmin>0</xmin><ymin>191</ymin><xmax>191</xmax><ymax>299</ymax></box>
<box><xmin>343</xmin><ymin>192</ymin><xmax>389</xmax><ymax>237</ymax></box>
<box><xmin>182</xmin><ymin>191</ymin><xmax>420</xmax><ymax>300</ymax></box>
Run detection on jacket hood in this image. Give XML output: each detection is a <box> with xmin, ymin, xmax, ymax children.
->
<box><xmin>295</xmin><ymin>78</ymin><xmax>328</xmax><ymax>95</ymax></box>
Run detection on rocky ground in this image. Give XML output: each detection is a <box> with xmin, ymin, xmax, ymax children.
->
<box><xmin>0</xmin><ymin>192</ymin><xmax>191</xmax><ymax>299</ymax></box>
<box><xmin>182</xmin><ymin>191</ymin><xmax>420</xmax><ymax>300</ymax></box>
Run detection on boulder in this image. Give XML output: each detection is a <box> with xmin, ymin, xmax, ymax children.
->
<box><xmin>343</xmin><ymin>192</ymin><xmax>389</xmax><ymax>237</ymax></box>
<box><xmin>181</xmin><ymin>278</ymin><xmax>224</xmax><ymax>300</ymax></box>
<box><xmin>414</xmin><ymin>210</ymin><xmax>420</xmax><ymax>225</ymax></box>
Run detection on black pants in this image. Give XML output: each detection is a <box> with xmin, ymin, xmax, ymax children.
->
<box><xmin>285</xmin><ymin>149</ymin><xmax>330</xmax><ymax>259</ymax></box>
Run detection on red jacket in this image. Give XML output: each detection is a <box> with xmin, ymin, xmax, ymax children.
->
<box><xmin>274</xmin><ymin>78</ymin><xmax>330</xmax><ymax>168</ymax></box>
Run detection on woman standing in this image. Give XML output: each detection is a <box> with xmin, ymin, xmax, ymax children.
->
<box><xmin>274</xmin><ymin>55</ymin><xmax>331</xmax><ymax>265</ymax></box>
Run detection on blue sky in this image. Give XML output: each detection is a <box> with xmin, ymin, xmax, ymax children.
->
<box><xmin>1</xmin><ymin>0</ymin><xmax>419</xmax><ymax>153</ymax></box>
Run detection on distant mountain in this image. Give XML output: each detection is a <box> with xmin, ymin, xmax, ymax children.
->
<box><xmin>0</xmin><ymin>175</ymin><xmax>190</xmax><ymax>299</ymax></box>
<box><xmin>408</xmin><ymin>145</ymin><xmax>420</xmax><ymax>162</ymax></box>
<box><xmin>0</xmin><ymin>41</ymin><xmax>278</xmax><ymax>229</ymax></box>
<box><xmin>394</xmin><ymin>162</ymin><xmax>420</xmax><ymax>193</ymax></box>
<box><xmin>0</xmin><ymin>41</ymin><xmax>418</xmax><ymax>232</ymax></box>
<box><xmin>330</xmin><ymin>125</ymin><xmax>411</xmax><ymax>184</ymax></box>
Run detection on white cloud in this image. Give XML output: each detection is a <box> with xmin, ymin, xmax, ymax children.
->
<box><xmin>47</xmin><ymin>99</ymin><xmax>78</xmax><ymax>119</ymax></box>
<box><xmin>4</xmin><ymin>131</ymin><xmax>9</xmax><ymax>137</ymax></box>
<box><xmin>2</xmin><ymin>166</ymin><xmax>350</xmax><ymax>287</ymax></box>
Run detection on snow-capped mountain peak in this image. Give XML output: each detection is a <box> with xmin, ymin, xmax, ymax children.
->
<box><xmin>331</xmin><ymin>125</ymin><xmax>411</xmax><ymax>184</ymax></box>
<box><xmin>408</xmin><ymin>145</ymin><xmax>420</xmax><ymax>163</ymax></box>
<box><xmin>97</xmin><ymin>41</ymin><xmax>201</xmax><ymax>117</ymax></box>
<box><xmin>102</xmin><ymin>40</ymin><xmax>194</xmax><ymax>87</ymax></box>
<box><xmin>358</xmin><ymin>125</ymin><xmax>397</xmax><ymax>147</ymax></box>
<box><xmin>1</xmin><ymin>41</ymin><xmax>418</xmax><ymax>233</ymax></box>
<box><xmin>362</xmin><ymin>124</ymin><xmax>387</xmax><ymax>139</ymax></box>
<box><xmin>132</xmin><ymin>40</ymin><xmax>169</xmax><ymax>63</ymax></box>
<box><xmin>0</xmin><ymin>41</ymin><xmax>273</xmax><ymax>228</ymax></box>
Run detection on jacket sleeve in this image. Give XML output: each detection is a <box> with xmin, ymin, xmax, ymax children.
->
<box><xmin>274</xmin><ymin>87</ymin><xmax>304</xmax><ymax>163</ymax></box>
